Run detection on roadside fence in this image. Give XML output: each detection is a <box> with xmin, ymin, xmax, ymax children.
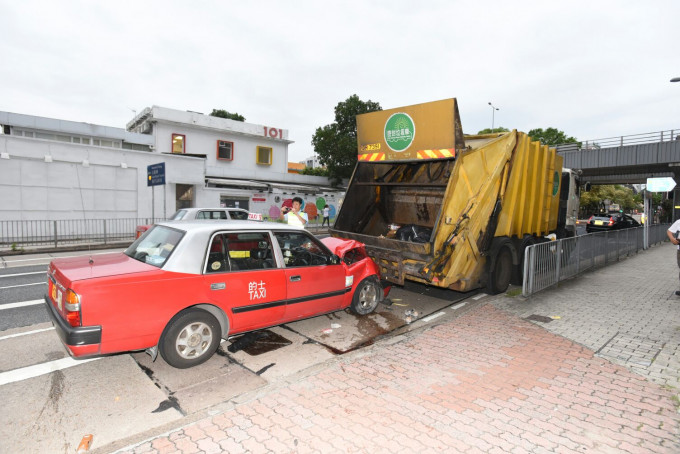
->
<box><xmin>0</xmin><ymin>218</ymin><xmax>164</xmax><ymax>249</ymax></box>
<box><xmin>522</xmin><ymin>224</ymin><xmax>670</xmax><ymax>297</ymax></box>
<box><xmin>0</xmin><ymin>217</ymin><xmax>332</xmax><ymax>251</ymax></box>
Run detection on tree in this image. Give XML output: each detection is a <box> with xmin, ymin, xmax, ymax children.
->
<box><xmin>527</xmin><ymin>127</ymin><xmax>579</xmax><ymax>146</ymax></box>
<box><xmin>312</xmin><ymin>95</ymin><xmax>382</xmax><ymax>185</ymax></box>
<box><xmin>477</xmin><ymin>127</ymin><xmax>509</xmax><ymax>134</ymax></box>
<box><xmin>301</xmin><ymin>166</ymin><xmax>329</xmax><ymax>177</ymax></box>
<box><xmin>579</xmin><ymin>184</ymin><xmax>639</xmax><ymax>216</ymax></box>
<box><xmin>210</xmin><ymin>109</ymin><xmax>245</xmax><ymax>122</ymax></box>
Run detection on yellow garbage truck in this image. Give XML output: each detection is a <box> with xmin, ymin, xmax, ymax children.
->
<box><xmin>330</xmin><ymin>98</ymin><xmax>580</xmax><ymax>294</ymax></box>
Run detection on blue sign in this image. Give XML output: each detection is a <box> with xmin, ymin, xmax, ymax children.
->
<box><xmin>147</xmin><ymin>163</ymin><xmax>165</xmax><ymax>187</ymax></box>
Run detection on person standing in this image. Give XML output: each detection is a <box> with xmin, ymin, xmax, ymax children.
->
<box><xmin>279</xmin><ymin>197</ymin><xmax>308</xmax><ymax>227</ymax></box>
<box><xmin>667</xmin><ymin>219</ymin><xmax>680</xmax><ymax>295</ymax></box>
<box><xmin>322</xmin><ymin>204</ymin><xmax>330</xmax><ymax>227</ymax></box>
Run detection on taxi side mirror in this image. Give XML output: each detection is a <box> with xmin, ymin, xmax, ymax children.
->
<box><xmin>329</xmin><ymin>254</ymin><xmax>341</xmax><ymax>265</ymax></box>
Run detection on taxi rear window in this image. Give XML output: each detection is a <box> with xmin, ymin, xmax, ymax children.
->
<box><xmin>125</xmin><ymin>225</ymin><xmax>184</xmax><ymax>267</ymax></box>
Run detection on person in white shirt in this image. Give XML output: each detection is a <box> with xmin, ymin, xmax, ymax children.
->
<box><xmin>322</xmin><ymin>204</ymin><xmax>330</xmax><ymax>227</ymax></box>
<box><xmin>667</xmin><ymin>219</ymin><xmax>680</xmax><ymax>295</ymax></box>
<box><xmin>279</xmin><ymin>197</ymin><xmax>308</xmax><ymax>227</ymax></box>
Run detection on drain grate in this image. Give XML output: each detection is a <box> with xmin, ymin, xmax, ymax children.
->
<box><xmin>597</xmin><ymin>332</ymin><xmax>665</xmax><ymax>367</ymax></box>
<box><xmin>525</xmin><ymin>314</ymin><xmax>553</xmax><ymax>323</ymax></box>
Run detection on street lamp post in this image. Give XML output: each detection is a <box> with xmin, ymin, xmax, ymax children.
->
<box><xmin>488</xmin><ymin>102</ymin><xmax>499</xmax><ymax>133</ymax></box>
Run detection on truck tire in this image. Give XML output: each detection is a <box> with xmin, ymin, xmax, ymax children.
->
<box><xmin>159</xmin><ymin>309</ymin><xmax>221</xmax><ymax>369</ymax></box>
<box><xmin>350</xmin><ymin>278</ymin><xmax>380</xmax><ymax>315</ymax></box>
<box><xmin>511</xmin><ymin>236</ymin><xmax>536</xmax><ymax>285</ymax></box>
<box><xmin>486</xmin><ymin>247</ymin><xmax>513</xmax><ymax>295</ymax></box>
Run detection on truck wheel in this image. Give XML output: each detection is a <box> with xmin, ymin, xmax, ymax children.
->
<box><xmin>350</xmin><ymin>278</ymin><xmax>379</xmax><ymax>315</ymax></box>
<box><xmin>159</xmin><ymin>309</ymin><xmax>221</xmax><ymax>369</ymax></box>
<box><xmin>486</xmin><ymin>247</ymin><xmax>512</xmax><ymax>295</ymax></box>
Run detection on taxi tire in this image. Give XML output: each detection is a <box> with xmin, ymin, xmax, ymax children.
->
<box><xmin>350</xmin><ymin>278</ymin><xmax>380</xmax><ymax>315</ymax></box>
<box><xmin>159</xmin><ymin>309</ymin><xmax>221</xmax><ymax>369</ymax></box>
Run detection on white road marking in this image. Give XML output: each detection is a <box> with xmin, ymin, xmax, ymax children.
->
<box><xmin>0</xmin><ymin>356</ymin><xmax>100</xmax><ymax>386</ymax></box>
<box><xmin>1</xmin><ymin>299</ymin><xmax>44</xmax><ymax>310</ymax></box>
<box><xmin>0</xmin><ymin>271</ymin><xmax>46</xmax><ymax>278</ymax></box>
<box><xmin>472</xmin><ymin>293</ymin><xmax>487</xmax><ymax>300</ymax></box>
<box><xmin>422</xmin><ymin>311</ymin><xmax>446</xmax><ymax>322</ymax></box>
<box><xmin>0</xmin><ymin>282</ymin><xmax>46</xmax><ymax>290</ymax></box>
<box><xmin>0</xmin><ymin>327</ymin><xmax>54</xmax><ymax>341</ymax></box>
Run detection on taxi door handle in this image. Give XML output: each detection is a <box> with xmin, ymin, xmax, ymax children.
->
<box><xmin>289</xmin><ymin>275</ymin><xmax>301</xmax><ymax>282</ymax></box>
<box><xmin>210</xmin><ymin>283</ymin><xmax>226</xmax><ymax>290</ymax></box>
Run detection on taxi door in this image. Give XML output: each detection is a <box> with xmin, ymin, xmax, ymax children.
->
<box><xmin>203</xmin><ymin>232</ymin><xmax>287</xmax><ymax>333</ymax></box>
<box><xmin>273</xmin><ymin>231</ymin><xmax>346</xmax><ymax>321</ymax></box>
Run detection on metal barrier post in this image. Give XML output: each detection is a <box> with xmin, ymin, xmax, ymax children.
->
<box><xmin>555</xmin><ymin>241</ymin><xmax>562</xmax><ymax>284</ymax></box>
<box><xmin>103</xmin><ymin>220</ymin><xmax>107</xmax><ymax>245</ymax></box>
<box><xmin>53</xmin><ymin>221</ymin><xmax>58</xmax><ymax>248</ymax></box>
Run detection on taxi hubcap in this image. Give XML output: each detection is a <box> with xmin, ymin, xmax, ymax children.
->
<box><xmin>359</xmin><ymin>283</ymin><xmax>377</xmax><ymax>309</ymax></box>
<box><xmin>176</xmin><ymin>322</ymin><xmax>213</xmax><ymax>358</ymax></box>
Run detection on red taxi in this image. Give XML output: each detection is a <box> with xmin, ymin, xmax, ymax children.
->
<box><xmin>46</xmin><ymin>221</ymin><xmax>389</xmax><ymax>368</ymax></box>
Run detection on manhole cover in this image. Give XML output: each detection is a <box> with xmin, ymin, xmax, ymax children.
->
<box><xmin>597</xmin><ymin>332</ymin><xmax>665</xmax><ymax>367</ymax></box>
<box><xmin>525</xmin><ymin>314</ymin><xmax>553</xmax><ymax>323</ymax></box>
<box><xmin>227</xmin><ymin>330</ymin><xmax>292</xmax><ymax>356</ymax></box>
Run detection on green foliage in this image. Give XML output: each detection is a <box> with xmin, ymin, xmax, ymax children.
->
<box><xmin>477</xmin><ymin>127</ymin><xmax>509</xmax><ymax>134</ymax></box>
<box><xmin>210</xmin><ymin>109</ymin><xmax>245</xmax><ymax>122</ymax></box>
<box><xmin>301</xmin><ymin>166</ymin><xmax>330</xmax><ymax>177</ymax></box>
<box><xmin>580</xmin><ymin>185</ymin><xmax>639</xmax><ymax>215</ymax></box>
<box><xmin>312</xmin><ymin>94</ymin><xmax>382</xmax><ymax>185</ymax></box>
<box><xmin>527</xmin><ymin>127</ymin><xmax>579</xmax><ymax>146</ymax></box>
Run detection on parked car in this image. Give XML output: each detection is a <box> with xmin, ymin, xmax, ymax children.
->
<box><xmin>585</xmin><ymin>213</ymin><xmax>641</xmax><ymax>233</ymax></box>
<box><xmin>46</xmin><ymin>221</ymin><xmax>390</xmax><ymax>368</ymax></box>
<box><xmin>135</xmin><ymin>207</ymin><xmax>261</xmax><ymax>238</ymax></box>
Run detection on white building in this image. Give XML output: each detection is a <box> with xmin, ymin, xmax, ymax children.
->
<box><xmin>0</xmin><ymin>107</ymin><xmax>343</xmax><ymax>222</ymax></box>
<box><xmin>302</xmin><ymin>154</ymin><xmax>322</xmax><ymax>169</ymax></box>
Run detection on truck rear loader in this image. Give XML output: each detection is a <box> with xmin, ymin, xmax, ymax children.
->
<box><xmin>330</xmin><ymin>98</ymin><xmax>579</xmax><ymax>294</ymax></box>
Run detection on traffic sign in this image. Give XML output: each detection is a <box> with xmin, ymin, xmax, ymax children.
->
<box><xmin>646</xmin><ymin>177</ymin><xmax>676</xmax><ymax>192</ymax></box>
<box><xmin>147</xmin><ymin>163</ymin><xmax>165</xmax><ymax>186</ymax></box>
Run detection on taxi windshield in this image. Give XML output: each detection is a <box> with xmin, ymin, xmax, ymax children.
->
<box><xmin>125</xmin><ymin>225</ymin><xmax>184</xmax><ymax>268</ymax></box>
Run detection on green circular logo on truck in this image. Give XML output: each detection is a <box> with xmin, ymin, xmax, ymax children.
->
<box><xmin>384</xmin><ymin>112</ymin><xmax>415</xmax><ymax>152</ymax></box>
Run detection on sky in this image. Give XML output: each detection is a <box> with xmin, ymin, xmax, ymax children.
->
<box><xmin>1</xmin><ymin>0</ymin><xmax>678</xmax><ymax>162</ymax></box>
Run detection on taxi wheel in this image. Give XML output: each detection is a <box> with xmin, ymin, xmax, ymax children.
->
<box><xmin>350</xmin><ymin>278</ymin><xmax>379</xmax><ymax>315</ymax></box>
<box><xmin>159</xmin><ymin>309</ymin><xmax>221</xmax><ymax>369</ymax></box>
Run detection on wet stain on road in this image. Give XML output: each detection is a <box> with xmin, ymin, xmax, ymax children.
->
<box><xmin>227</xmin><ymin>330</ymin><xmax>292</xmax><ymax>356</ymax></box>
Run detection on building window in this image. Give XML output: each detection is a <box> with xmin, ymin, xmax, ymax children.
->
<box><xmin>217</xmin><ymin>140</ymin><xmax>233</xmax><ymax>161</ymax></box>
<box><xmin>256</xmin><ymin>146</ymin><xmax>272</xmax><ymax>165</ymax></box>
<box><xmin>172</xmin><ymin>133</ymin><xmax>186</xmax><ymax>154</ymax></box>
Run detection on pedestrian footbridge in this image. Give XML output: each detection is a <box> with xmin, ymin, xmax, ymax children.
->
<box><xmin>557</xmin><ymin>129</ymin><xmax>680</xmax><ymax>185</ymax></box>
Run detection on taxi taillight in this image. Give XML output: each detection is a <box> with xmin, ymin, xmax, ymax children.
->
<box><xmin>64</xmin><ymin>289</ymin><xmax>82</xmax><ymax>327</ymax></box>
<box><xmin>608</xmin><ymin>217</ymin><xmax>615</xmax><ymax>226</ymax></box>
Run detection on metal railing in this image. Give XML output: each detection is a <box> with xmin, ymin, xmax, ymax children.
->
<box><xmin>555</xmin><ymin>128</ymin><xmax>680</xmax><ymax>151</ymax></box>
<box><xmin>0</xmin><ymin>218</ymin><xmax>163</xmax><ymax>249</ymax></box>
<box><xmin>0</xmin><ymin>217</ymin><xmax>332</xmax><ymax>250</ymax></box>
<box><xmin>522</xmin><ymin>224</ymin><xmax>670</xmax><ymax>296</ymax></box>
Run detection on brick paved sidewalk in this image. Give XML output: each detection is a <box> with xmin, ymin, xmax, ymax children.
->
<box><xmin>118</xmin><ymin>301</ymin><xmax>680</xmax><ymax>453</ymax></box>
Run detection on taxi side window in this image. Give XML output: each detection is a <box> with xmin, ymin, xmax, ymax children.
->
<box><xmin>198</xmin><ymin>211</ymin><xmax>227</xmax><ymax>220</ymax></box>
<box><xmin>205</xmin><ymin>234</ymin><xmax>229</xmax><ymax>273</ymax></box>
<box><xmin>273</xmin><ymin>232</ymin><xmax>332</xmax><ymax>267</ymax></box>
<box><xmin>205</xmin><ymin>232</ymin><xmax>276</xmax><ymax>273</ymax></box>
<box><xmin>229</xmin><ymin>210</ymin><xmax>249</xmax><ymax>220</ymax></box>
<box><xmin>225</xmin><ymin>232</ymin><xmax>276</xmax><ymax>271</ymax></box>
